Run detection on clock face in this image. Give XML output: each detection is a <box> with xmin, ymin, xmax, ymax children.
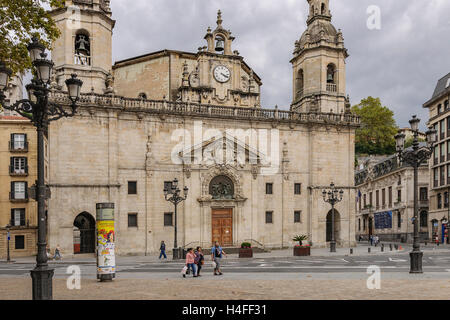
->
<box><xmin>213</xmin><ymin>65</ymin><xmax>231</xmax><ymax>83</ymax></box>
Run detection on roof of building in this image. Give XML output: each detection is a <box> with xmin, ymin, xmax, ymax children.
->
<box><xmin>424</xmin><ymin>72</ymin><xmax>450</xmax><ymax>107</ymax></box>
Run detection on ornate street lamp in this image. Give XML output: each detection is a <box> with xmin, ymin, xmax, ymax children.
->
<box><xmin>0</xmin><ymin>38</ymin><xmax>83</xmax><ymax>300</ymax></box>
<box><xmin>322</xmin><ymin>182</ymin><xmax>344</xmax><ymax>252</ymax></box>
<box><xmin>164</xmin><ymin>178</ymin><xmax>188</xmax><ymax>260</ymax></box>
<box><xmin>395</xmin><ymin>115</ymin><xmax>437</xmax><ymax>273</ymax></box>
<box><xmin>6</xmin><ymin>224</ymin><xmax>11</xmax><ymax>263</ymax></box>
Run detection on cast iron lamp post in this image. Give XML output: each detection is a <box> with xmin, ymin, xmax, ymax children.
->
<box><xmin>322</xmin><ymin>182</ymin><xmax>344</xmax><ymax>253</ymax></box>
<box><xmin>164</xmin><ymin>178</ymin><xmax>188</xmax><ymax>259</ymax></box>
<box><xmin>395</xmin><ymin>115</ymin><xmax>437</xmax><ymax>273</ymax></box>
<box><xmin>0</xmin><ymin>37</ymin><xmax>83</xmax><ymax>299</ymax></box>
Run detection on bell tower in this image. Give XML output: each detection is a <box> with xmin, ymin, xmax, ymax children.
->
<box><xmin>291</xmin><ymin>0</ymin><xmax>349</xmax><ymax>113</ymax></box>
<box><xmin>49</xmin><ymin>0</ymin><xmax>115</xmax><ymax>94</ymax></box>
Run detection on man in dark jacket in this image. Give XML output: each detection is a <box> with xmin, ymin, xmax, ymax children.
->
<box><xmin>159</xmin><ymin>241</ymin><xmax>167</xmax><ymax>260</ymax></box>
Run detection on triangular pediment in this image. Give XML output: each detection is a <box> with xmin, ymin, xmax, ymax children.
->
<box><xmin>178</xmin><ymin>132</ymin><xmax>266</xmax><ymax>166</ymax></box>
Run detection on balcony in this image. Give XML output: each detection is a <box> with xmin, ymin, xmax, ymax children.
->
<box><xmin>9</xmin><ymin>166</ymin><xmax>28</xmax><ymax>177</ymax></box>
<box><xmin>74</xmin><ymin>54</ymin><xmax>91</xmax><ymax>66</ymax></box>
<box><xmin>9</xmin><ymin>141</ymin><xmax>28</xmax><ymax>153</ymax></box>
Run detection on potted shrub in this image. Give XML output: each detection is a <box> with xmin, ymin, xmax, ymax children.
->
<box><xmin>239</xmin><ymin>242</ymin><xmax>253</xmax><ymax>258</ymax></box>
<box><xmin>292</xmin><ymin>235</ymin><xmax>311</xmax><ymax>256</ymax></box>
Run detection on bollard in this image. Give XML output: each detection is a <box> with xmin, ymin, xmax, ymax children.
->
<box><xmin>350</xmin><ymin>248</ymin><xmax>353</xmax><ymax>254</ymax></box>
<box><xmin>368</xmin><ymin>247</ymin><xmax>371</xmax><ymax>253</ymax></box>
<box><xmin>381</xmin><ymin>245</ymin><xmax>384</xmax><ymax>252</ymax></box>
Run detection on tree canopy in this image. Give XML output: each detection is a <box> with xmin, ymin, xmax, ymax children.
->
<box><xmin>0</xmin><ymin>0</ymin><xmax>64</xmax><ymax>76</ymax></box>
<box><xmin>352</xmin><ymin>96</ymin><xmax>398</xmax><ymax>155</ymax></box>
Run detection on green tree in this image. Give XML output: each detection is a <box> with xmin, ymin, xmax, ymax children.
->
<box><xmin>352</xmin><ymin>96</ymin><xmax>398</xmax><ymax>155</ymax></box>
<box><xmin>0</xmin><ymin>0</ymin><xmax>64</xmax><ymax>75</ymax></box>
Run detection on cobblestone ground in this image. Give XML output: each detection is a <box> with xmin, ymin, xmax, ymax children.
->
<box><xmin>1</xmin><ymin>278</ymin><xmax>450</xmax><ymax>300</ymax></box>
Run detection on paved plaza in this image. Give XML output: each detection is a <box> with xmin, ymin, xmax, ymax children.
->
<box><xmin>1</xmin><ymin>244</ymin><xmax>450</xmax><ymax>300</ymax></box>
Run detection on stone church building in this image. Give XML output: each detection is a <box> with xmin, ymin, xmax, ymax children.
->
<box><xmin>46</xmin><ymin>0</ymin><xmax>359</xmax><ymax>255</ymax></box>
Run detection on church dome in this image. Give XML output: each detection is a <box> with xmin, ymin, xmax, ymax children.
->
<box><xmin>299</xmin><ymin>18</ymin><xmax>338</xmax><ymax>47</ymax></box>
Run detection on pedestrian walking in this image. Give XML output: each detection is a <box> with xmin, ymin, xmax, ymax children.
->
<box><xmin>184</xmin><ymin>248</ymin><xmax>197</xmax><ymax>278</ymax></box>
<box><xmin>53</xmin><ymin>244</ymin><xmax>62</xmax><ymax>260</ymax></box>
<box><xmin>211</xmin><ymin>241</ymin><xmax>226</xmax><ymax>275</ymax></box>
<box><xmin>375</xmin><ymin>235</ymin><xmax>380</xmax><ymax>246</ymax></box>
<box><xmin>194</xmin><ymin>246</ymin><xmax>204</xmax><ymax>276</ymax></box>
<box><xmin>159</xmin><ymin>240</ymin><xmax>167</xmax><ymax>260</ymax></box>
<box><xmin>369</xmin><ymin>235</ymin><xmax>373</xmax><ymax>246</ymax></box>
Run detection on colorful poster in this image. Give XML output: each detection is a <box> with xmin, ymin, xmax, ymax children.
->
<box><xmin>97</xmin><ymin>220</ymin><xmax>115</xmax><ymax>275</ymax></box>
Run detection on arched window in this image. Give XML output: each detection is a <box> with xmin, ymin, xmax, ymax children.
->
<box><xmin>138</xmin><ymin>92</ymin><xmax>147</xmax><ymax>100</ymax></box>
<box><xmin>445</xmin><ymin>100</ymin><xmax>449</xmax><ymax>110</ymax></box>
<box><xmin>215</xmin><ymin>35</ymin><xmax>225</xmax><ymax>54</ymax></box>
<box><xmin>438</xmin><ymin>104</ymin><xmax>442</xmax><ymax>114</ymax></box>
<box><xmin>327</xmin><ymin>64</ymin><xmax>336</xmax><ymax>84</ymax></box>
<box><xmin>321</xmin><ymin>3</ymin><xmax>326</xmax><ymax>15</ymax></box>
<box><xmin>75</xmin><ymin>31</ymin><xmax>91</xmax><ymax>65</ymax></box>
<box><xmin>296</xmin><ymin>69</ymin><xmax>304</xmax><ymax>99</ymax></box>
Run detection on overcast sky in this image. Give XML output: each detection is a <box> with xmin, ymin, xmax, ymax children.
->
<box><xmin>108</xmin><ymin>0</ymin><xmax>449</xmax><ymax>130</ymax></box>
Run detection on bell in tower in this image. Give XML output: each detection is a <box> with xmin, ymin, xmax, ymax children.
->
<box><xmin>215</xmin><ymin>36</ymin><xmax>225</xmax><ymax>52</ymax></box>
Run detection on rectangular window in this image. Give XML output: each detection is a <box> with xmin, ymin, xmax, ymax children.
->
<box><xmin>434</xmin><ymin>168</ymin><xmax>439</xmax><ymax>188</ymax></box>
<box><xmin>434</xmin><ymin>145</ymin><xmax>439</xmax><ymax>165</ymax></box>
<box><xmin>294</xmin><ymin>183</ymin><xmax>301</xmax><ymax>195</ymax></box>
<box><xmin>164</xmin><ymin>181</ymin><xmax>173</xmax><ymax>192</ymax></box>
<box><xmin>266</xmin><ymin>183</ymin><xmax>273</xmax><ymax>195</ymax></box>
<box><xmin>441</xmin><ymin>120</ymin><xmax>445</xmax><ymax>139</ymax></box>
<box><xmin>164</xmin><ymin>212</ymin><xmax>173</xmax><ymax>226</ymax></box>
<box><xmin>11</xmin><ymin>182</ymin><xmax>27</xmax><ymax>200</ymax></box>
<box><xmin>441</xmin><ymin>143</ymin><xmax>446</xmax><ymax>162</ymax></box>
<box><xmin>438</xmin><ymin>193</ymin><xmax>442</xmax><ymax>209</ymax></box>
<box><xmin>381</xmin><ymin>188</ymin><xmax>386</xmax><ymax>206</ymax></box>
<box><xmin>448</xmin><ymin>165</ymin><xmax>450</xmax><ymax>185</ymax></box>
<box><xmin>10</xmin><ymin>209</ymin><xmax>25</xmax><ymax>226</ymax></box>
<box><xmin>419</xmin><ymin>188</ymin><xmax>428</xmax><ymax>201</ymax></box>
<box><xmin>369</xmin><ymin>192</ymin><xmax>373</xmax><ymax>206</ymax></box>
<box><xmin>128</xmin><ymin>181</ymin><xmax>137</xmax><ymax>195</ymax></box>
<box><xmin>294</xmin><ymin>211</ymin><xmax>301</xmax><ymax>223</ymax></box>
<box><xmin>441</xmin><ymin>166</ymin><xmax>445</xmax><ymax>186</ymax></box>
<box><xmin>265</xmin><ymin>211</ymin><xmax>273</xmax><ymax>224</ymax></box>
<box><xmin>388</xmin><ymin>187</ymin><xmax>392</xmax><ymax>207</ymax></box>
<box><xmin>376</xmin><ymin>190</ymin><xmax>379</xmax><ymax>208</ymax></box>
<box><xmin>15</xmin><ymin>235</ymin><xmax>25</xmax><ymax>250</ymax></box>
<box><xmin>445</xmin><ymin>192</ymin><xmax>449</xmax><ymax>208</ymax></box>
<box><xmin>11</xmin><ymin>133</ymin><xmax>26</xmax><ymax>150</ymax></box>
<box><xmin>397</xmin><ymin>213</ymin><xmax>402</xmax><ymax>228</ymax></box>
<box><xmin>358</xmin><ymin>219</ymin><xmax>361</xmax><ymax>231</ymax></box>
<box><xmin>397</xmin><ymin>189</ymin><xmax>401</xmax><ymax>202</ymax></box>
<box><xmin>447</xmin><ymin>141</ymin><xmax>450</xmax><ymax>161</ymax></box>
<box><xmin>10</xmin><ymin>157</ymin><xmax>27</xmax><ymax>175</ymax></box>
<box><xmin>128</xmin><ymin>213</ymin><xmax>138</xmax><ymax>227</ymax></box>
<box><xmin>363</xmin><ymin>194</ymin><xmax>367</xmax><ymax>207</ymax></box>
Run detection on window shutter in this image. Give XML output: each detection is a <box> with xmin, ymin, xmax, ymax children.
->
<box><xmin>25</xmin><ymin>157</ymin><xmax>28</xmax><ymax>174</ymax></box>
<box><xmin>10</xmin><ymin>157</ymin><xmax>14</xmax><ymax>174</ymax></box>
<box><xmin>10</xmin><ymin>133</ymin><xmax>14</xmax><ymax>149</ymax></box>
<box><xmin>10</xmin><ymin>209</ymin><xmax>14</xmax><ymax>226</ymax></box>
<box><xmin>20</xmin><ymin>210</ymin><xmax>25</xmax><ymax>226</ymax></box>
<box><xmin>25</xmin><ymin>182</ymin><xmax>28</xmax><ymax>199</ymax></box>
<box><xmin>10</xmin><ymin>181</ymin><xmax>15</xmax><ymax>199</ymax></box>
<box><xmin>24</xmin><ymin>134</ymin><xmax>28</xmax><ymax>150</ymax></box>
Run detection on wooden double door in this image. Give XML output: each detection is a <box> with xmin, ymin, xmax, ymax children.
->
<box><xmin>211</xmin><ymin>208</ymin><xmax>233</xmax><ymax>247</ymax></box>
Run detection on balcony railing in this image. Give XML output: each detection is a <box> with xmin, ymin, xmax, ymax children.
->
<box><xmin>9</xmin><ymin>166</ymin><xmax>28</xmax><ymax>176</ymax></box>
<box><xmin>48</xmin><ymin>92</ymin><xmax>361</xmax><ymax>127</ymax></box>
<box><xmin>74</xmin><ymin>54</ymin><xmax>91</xmax><ymax>66</ymax></box>
<box><xmin>326</xmin><ymin>83</ymin><xmax>337</xmax><ymax>92</ymax></box>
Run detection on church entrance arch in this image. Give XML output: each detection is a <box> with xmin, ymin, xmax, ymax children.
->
<box><xmin>73</xmin><ymin>212</ymin><xmax>96</xmax><ymax>254</ymax></box>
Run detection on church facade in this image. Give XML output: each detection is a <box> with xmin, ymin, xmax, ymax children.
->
<box><xmin>46</xmin><ymin>0</ymin><xmax>359</xmax><ymax>255</ymax></box>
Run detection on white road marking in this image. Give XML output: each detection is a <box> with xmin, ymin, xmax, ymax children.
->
<box><xmin>389</xmin><ymin>258</ymin><xmax>407</xmax><ymax>262</ymax></box>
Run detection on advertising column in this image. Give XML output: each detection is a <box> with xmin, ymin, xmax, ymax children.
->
<box><xmin>96</xmin><ymin>203</ymin><xmax>115</xmax><ymax>281</ymax></box>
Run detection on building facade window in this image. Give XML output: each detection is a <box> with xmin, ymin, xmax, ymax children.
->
<box><xmin>434</xmin><ymin>168</ymin><xmax>439</xmax><ymax>188</ymax></box>
<box><xmin>294</xmin><ymin>183</ymin><xmax>301</xmax><ymax>195</ymax></box>
<box><xmin>266</xmin><ymin>183</ymin><xmax>273</xmax><ymax>195</ymax></box>
<box><xmin>434</xmin><ymin>145</ymin><xmax>439</xmax><ymax>165</ymax></box>
<box><xmin>164</xmin><ymin>212</ymin><xmax>173</xmax><ymax>226</ymax></box>
<box><xmin>363</xmin><ymin>194</ymin><xmax>367</xmax><ymax>207</ymax></box>
<box><xmin>381</xmin><ymin>188</ymin><xmax>386</xmax><ymax>206</ymax></box>
<box><xmin>128</xmin><ymin>181</ymin><xmax>137</xmax><ymax>195</ymax></box>
<box><xmin>265</xmin><ymin>211</ymin><xmax>273</xmax><ymax>224</ymax></box>
<box><xmin>420</xmin><ymin>211</ymin><xmax>428</xmax><ymax>227</ymax></box>
<box><xmin>15</xmin><ymin>235</ymin><xmax>25</xmax><ymax>250</ymax></box>
<box><xmin>294</xmin><ymin>210</ymin><xmax>301</xmax><ymax>223</ymax></box>
<box><xmin>11</xmin><ymin>209</ymin><xmax>25</xmax><ymax>226</ymax></box>
<box><xmin>358</xmin><ymin>219</ymin><xmax>361</xmax><ymax>231</ymax></box>
<box><xmin>388</xmin><ymin>187</ymin><xmax>392</xmax><ymax>207</ymax></box>
<box><xmin>437</xmin><ymin>193</ymin><xmax>442</xmax><ymax>209</ymax></box>
<box><xmin>397</xmin><ymin>212</ymin><xmax>402</xmax><ymax>228</ymax></box>
<box><xmin>128</xmin><ymin>213</ymin><xmax>138</xmax><ymax>227</ymax></box>
<box><xmin>441</xmin><ymin>166</ymin><xmax>445</xmax><ymax>186</ymax></box>
<box><xmin>10</xmin><ymin>157</ymin><xmax>28</xmax><ymax>175</ymax></box>
<box><xmin>376</xmin><ymin>190</ymin><xmax>379</xmax><ymax>208</ymax></box>
<box><xmin>419</xmin><ymin>187</ymin><xmax>428</xmax><ymax>201</ymax></box>
<box><xmin>10</xmin><ymin>181</ymin><xmax>27</xmax><ymax>200</ymax></box>
<box><xmin>10</xmin><ymin>133</ymin><xmax>27</xmax><ymax>151</ymax></box>
<box><xmin>164</xmin><ymin>181</ymin><xmax>173</xmax><ymax>192</ymax></box>
<box><xmin>397</xmin><ymin>189</ymin><xmax>401</xmax><ymax>202</ymax></box>
<box><xmin>441</xmin><ymin>143</ymin><xmax>446</xmax><ymax>162</ymax></box>
<box><xmin>445</xmin><ymin>192</ymin><xmax>449</xmax><ymax>208</ymax></box>
<box><xmin>369</xmin><ymin>192</ymin><xmax>373</xmax><ymax>206</ymax></box>
<box><xmin>441</xmin><ymin>120</ymin><xmax>446</xmax><ymax>140</ymax></box>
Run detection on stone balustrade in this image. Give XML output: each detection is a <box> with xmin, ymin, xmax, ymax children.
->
<box><xmin>49</xmin><ymin>91</ymin><xmax>360</xmax><ymax>126</ymax></box>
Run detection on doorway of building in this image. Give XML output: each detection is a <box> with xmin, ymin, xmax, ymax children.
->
<box><xmin>73</xmin><ymin>212</ymin><xmax>96</xmax><ymax>254</ymax></box>
<box><xmin>368</xmin><ymin>217</ymin><xmax>373</xmax><ymax>238</ymax></box>
<box><xmin>326</xmin><ymin>209</ymin><xmax>340</xmax><ymax>242</ymax></box>
<box><xmin>211</xmin><ymin>208</ymin><xmax>233</xmax><ymax>247</ymax></box>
